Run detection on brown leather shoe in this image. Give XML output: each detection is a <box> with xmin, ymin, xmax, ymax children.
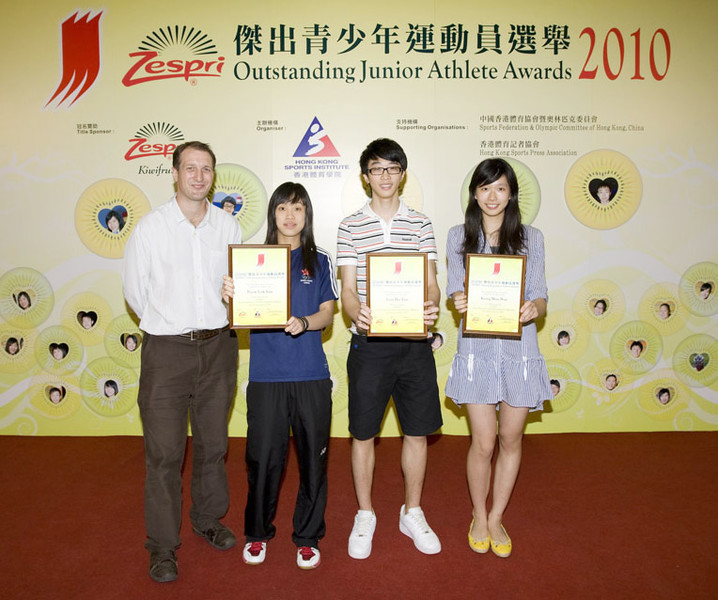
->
<box><xmin>149</xmin><ymin>551</ymin><xmax>177</xmax><ymax>583</ymax></box>
<box><xmin>192</xmin><ymin>522</ymin><xmax>236</xmax><ymax>550</ymax></box>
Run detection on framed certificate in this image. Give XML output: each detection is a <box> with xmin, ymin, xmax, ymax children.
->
<box><xmin>366</xmin><ymin>253</ymin><xmax>428</xmax><ymax>338</ymax></box>
<box><xmin>228</xmin><ymin>244</ymin><xmax>291</xmax><ymax>329</ymax></box>
<box><xmin>463</xmin><ymin>254</ymin><xmax>526</xmax><ymax>337</ymax></box>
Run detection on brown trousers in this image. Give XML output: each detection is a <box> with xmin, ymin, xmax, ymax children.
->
<box><xmin>138</xmin><ymin>330</ymin><xmax>238</xmax><ymax>553</ymax></box>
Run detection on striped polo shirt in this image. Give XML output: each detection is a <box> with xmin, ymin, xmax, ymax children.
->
<box><xmin>336</xmin><ymin>200</ymin><xmax>438</xmax><ymax>303</ymax></box>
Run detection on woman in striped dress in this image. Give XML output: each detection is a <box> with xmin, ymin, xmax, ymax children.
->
<box><xmin>445</xmin><ymin>158</ymin><xmax>551</xmax><ymax>558</ymax></box>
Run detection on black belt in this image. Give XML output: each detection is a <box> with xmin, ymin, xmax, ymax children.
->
<box><xmin>178</xmin><ymin>325</ymin><xmax>229</xmax><ymax>341</ymax></box>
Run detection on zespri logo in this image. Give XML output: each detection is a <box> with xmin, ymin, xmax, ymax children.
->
<box><xmin>46</xmin><ymin>10</ymin><xmax>103</xmax><ymax>108</ymax></box>
<box><xmin>125</xmin><ymin>122</ymin><xmax>184</xmax><ymax>161</ymax></box>
<box><xmin>122</xmin><ymin>26</ymin><xmax>224</xmax><ymax>87</ymax></box>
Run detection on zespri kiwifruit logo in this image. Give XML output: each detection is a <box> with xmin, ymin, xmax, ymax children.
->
<box><xmin>125</xmin><ymin>122</ymin><xmax>184</xmax><ymax>162</ymax></box>
<box><xmin>122</xmin><ymin>26</ymin><xmax>224</xmax><ymax>87</ymax></box>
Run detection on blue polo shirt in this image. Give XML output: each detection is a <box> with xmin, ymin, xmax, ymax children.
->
<box><xmin>248</xmin><ymin>246</ymin><xmax>338</xmax><ymax>382</ymax></box>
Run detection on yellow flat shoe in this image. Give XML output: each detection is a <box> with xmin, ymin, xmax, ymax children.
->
<box><xmin>468</xmin><ymin>519</ymin><xmax>490</xmax><ymax>554</ymax></box>
<box><xmin>489</xmin><ymin>524</ymin><xmax>512</xmax><ymax>558</ymax></box>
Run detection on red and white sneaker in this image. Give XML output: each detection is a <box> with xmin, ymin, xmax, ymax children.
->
<box><xmin>242</xmin><ymin>541</ymin><xmax>266</xmax><ymax>565</ymax></box>
<box><xmin>296</xmin><ymin>546</ymin><xmax>321</xmax><ymax>570</ymax></box>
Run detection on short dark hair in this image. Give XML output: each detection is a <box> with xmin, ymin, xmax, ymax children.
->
<box><xmin>359</xmin><ymin>138</ymin><xmax>407</xmax><ymax>174</ymax></box>
<box><xmin>17</xmin><ymin>291</ymin><xmax>31</xmax><ymax>308</ymax></box>
<box><xmin>221</xmin><ymin>196</ymin><xmax>236</xmax><ymax>207</ymax></box>
<box><xmin>630</xmin><ymin>341</ymin><xmax>644</xmax><ymax>351</ymax></box>
<box><xmin>105</xmin><ymin>210</ymin><xmax>124</xmax><ymax>230</ymax></box>
<box><xmin>104</xmin><ymin>380</ymin><xmax>119</xmax><ymax>397</ymax></box>
<box><xmin>172</xmin><ymin>141</ymin><xmax>216</xmax><ymax>170</ymax></box>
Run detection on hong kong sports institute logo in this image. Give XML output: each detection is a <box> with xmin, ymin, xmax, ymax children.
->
<box><xmin>293</xmin><ymin>117</ymin><xmax>340</xmax><ymax>157</ymax></box>
<box><xmin>46</xmin><ymin>10</ymin><xmax>103</xmax><ymax>109</ymax></box>
<box><xmin>122</xmin><ymin>26</ymin><xmax>225</xmax><ymax>87</ymax></box>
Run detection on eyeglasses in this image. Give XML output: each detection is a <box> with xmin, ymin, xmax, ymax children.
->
<box><xmin>367</xmin><ymin>166</ymin><xmax>403</xmax><ymax>176</ymax></box>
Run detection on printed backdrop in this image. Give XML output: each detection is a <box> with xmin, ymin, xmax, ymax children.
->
<box><xmin>1</xmin><ymin>0</ymin><xmax>716</xmax><ymax>436</ymax></box>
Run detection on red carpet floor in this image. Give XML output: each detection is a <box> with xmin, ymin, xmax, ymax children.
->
<box><xmin>1</xmin><ymin>432</ymin><xmax>717</xmax><ymax>599</ymax></box>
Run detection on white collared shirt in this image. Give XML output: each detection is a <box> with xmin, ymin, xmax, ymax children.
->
<box><xmin>123</xmin><ymin>196</ymin><xmax>242</xmax><ymax>335</ymax></box>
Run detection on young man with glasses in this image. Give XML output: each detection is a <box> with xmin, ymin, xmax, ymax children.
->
<box><xmin>336</xmin><ymin>138</ymin><xmax>442</xmax><ymax>560</ymax></box>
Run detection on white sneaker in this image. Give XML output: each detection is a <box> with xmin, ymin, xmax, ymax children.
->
<box><xmin>297</xmin><ymin>546</ymin><xmax>321</xmax><ymax>569</ymax></box>
<box><xmin>242</xmin><ymin>541</ymin><xmax>266</xmax><ymax>565</ymax></box>
<box><xmin>399</xmin><ymin>505</ymin><xmax>441</xmax><ymax>554</ymax></box>
<box><xmin>348</xmin><ymin>509</ymin><xmax>376</xmax><ymax>559</ymax></box>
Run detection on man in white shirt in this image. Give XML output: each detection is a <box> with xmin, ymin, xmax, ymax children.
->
<box><xmin>123</xmin><ymin>141</ymin><xmax>242</xmax><ymax>583</ymax></box>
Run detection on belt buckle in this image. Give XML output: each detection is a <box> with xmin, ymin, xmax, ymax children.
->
<box><xmin>189</xmin><ymin>330</ymin><xmax>198</xmax><ymax>341</ymax></box>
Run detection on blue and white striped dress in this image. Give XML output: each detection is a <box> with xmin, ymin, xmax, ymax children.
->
<box><xmin>444</xmin><ymin>224</ymin><xmax>552</xmax><ymax>411</ymax></box>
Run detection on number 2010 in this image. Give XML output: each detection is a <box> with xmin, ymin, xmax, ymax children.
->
<box><xmin>579</xmin><ymin>28</ymin><xmax>671</xmax><ymax>81</ymax></box>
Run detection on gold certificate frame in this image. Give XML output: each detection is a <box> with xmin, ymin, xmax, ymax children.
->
<box><xmin>366</xmin><ymin>253</ymin><xmax>428</xmax><ymax>338</ymax></box>
<box><xmin>463</xmin><ymin>254</ymin><xmax>527</xmax><ymax>337</ymax></box>
<box><xmin>228</xmin><ymin>244</ymin><xmax>291</xmax><ymax>329</ymax></box>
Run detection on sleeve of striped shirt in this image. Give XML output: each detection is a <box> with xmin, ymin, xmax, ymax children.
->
<box><xmin>418</xmin><ymin>215</ymin><xmax>438</xmax><ymax>261</ymax></box>
<box><xmin>446</xmin><ymin>225</ymin><xmax>465</xmax><ymax>297</ymax></box>
<box><xmin>336</xmin><ymin>219</ymin><xmax>357</xmax><ymax>266</ymax></box>
<box><xmin>525</xmin><ymin>226</ymin><xmax>548</xmax><ymax>302</ymax></box>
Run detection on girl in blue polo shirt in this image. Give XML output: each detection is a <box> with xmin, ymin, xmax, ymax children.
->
<box><xmin>224</xmin><ymin>182</ymin><xmax>338</xmax><ymax>570</ymax></box>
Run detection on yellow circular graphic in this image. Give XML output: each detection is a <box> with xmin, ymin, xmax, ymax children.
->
<box><xmin>232</xmin><ymin>361</ymin><xmax>250</xmax><ymax>417</ymax></box>
<box><xmin>210</xmin><ymin>163</ymin><xmax>268</xmax><ymax>241</ymax></box>
<box><xmin>29</xmin><ymin>373</ymin><xmax>81</xmax><ymax>420</ymax></box>
<box><xmin>0</xmin><ymin>267</ymin><xmax>54</xmax><ymax>329</ymax></box>
<box><xmin>564</xmin><ymin>150</ymin><xmax>642</xmax><ymax>229</ymax></box>
<box><xmin>581</xmin><ymin>357</ymin><xmax>634</xmax><ymax>410</ymax></box>
<box><xmin>573</xmin><ymin>279</ymin><xmax>625</xmax><ymax>333</ymax></box>
<box><xmin>105</xmin><ymin>315</ymin><xmax>143</xmax><ymax>369</ymax></box>
<box><xmin>678</xmin><ymin>261</ymin><xmax>718</xmax><ymax>317</ymax></box>
<box><xmin>80</xmin><ymin>357</ymin><xmax>138</xmax><ymax>417</ymax></box>
<box><xmin>325</xmin><ymin>329</ymin><xmax>350</xmax><ymax>416</ymax></box>
<box><xmin>539</xmin><ymin>310</ymin><xmax>590</xmax><ymax>362</ymax></box>
<box><xmin>545</xmin><ymin>359</ymin><xmax>581</xmax><ymax>413</ymax></box>
<box><xmin>609</xmin><ymin>321</ymin><xmax>662</xmax><ymax>374</ymax></box>
<box><xmin>672</xmin><ymin>334</ymin><xmax>718</xmax><ymax>388</ymax></box>
<box><xmin>430</xmin><ymin>312</ymin><xmax>460</xmax><ymax>367</ymax></box>
<box><xmin>460</xmin><ymin>157</ymin><xmax>541</xmax><ymax>224</ymax></box>
<box><xmin>639</xmin><ymin>283</ymin><xmax>686</xmax><ymax>336</ymax></box>
<box><xmin>0</xmin><ymin>326</ymin><xmax>37</xmax><ymax>374</ymax></box>
<box><xmin>341</xmin><ymin>167</ymin><xmax>424</xmax><ymax>217</ymax></box>
<box><xmin>636</xmin><ymin>372</ymin><xmax>688</xmax><ymax>421</ymax></box>
<box><xmin>34</xmin><ymin>325</ymin><xmax>83</xmax><ymax>376</ymax></box>
<box><xmin>75</xmin><ymin>178</ymin><xmax>151</xmax><ymax>259</ymax></box>
<box><xmin>329</xmin><ymin>370</ymin><xmax>348</xmax><ymax>417</ymax></box>
<box><xmin>61</xmin><ymin>292</ymin><xmax>113</xmax><ymax>346</ymax></box>
<box><xmin>329</xmin><ymin>325</ymin><xmax>353</xmax><ymax>368</ymax></box>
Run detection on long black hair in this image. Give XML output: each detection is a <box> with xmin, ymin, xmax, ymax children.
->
<box><xmin>264</xmin><ymin>182</ymin><xmax>318</xmax><ymax>277</ymax></box>
<box><xmin>461</xmin><ymin>158</ymin><xmax>525</xmax><ymax>260</ymax></box>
